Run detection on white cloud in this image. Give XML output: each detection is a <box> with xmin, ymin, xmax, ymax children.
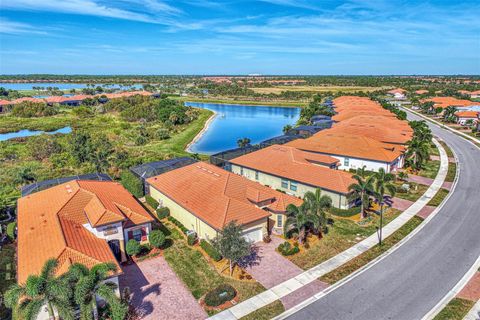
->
<box><xmin>0</xmin><ymin>19</ymin><xmax>48</xmax><ymax>35</ymax></box>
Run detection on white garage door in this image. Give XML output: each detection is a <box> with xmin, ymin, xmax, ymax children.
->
<box><xmin>242</xmin><ymin>227</ymin><xmax>263</xmax><ymax>243</ymax></box>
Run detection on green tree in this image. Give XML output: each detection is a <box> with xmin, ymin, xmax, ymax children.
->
<box><xmin>4</xmin><ymin>259</ymin><xmax>74</xmax><ymax>320</ymax></box>
<box><xmin>406</xmin><ymin>138</ymin><xmax>430</xmax><ymax>170</ymax></box>
<box><xmin>443</xmin><ymin>106</ymin><xmax>457</xmax><ymax>123</ymax></box>
<box><xmin>303</xmin><ymin>189</ymin><xmax>332</xmax><ymax>236</ymax></box>
<box><xmin>149</xmin><ymin>230</ymin><xmax>166</xmax><ymax>248</ymax></box>
<box><xmin>283</xmin><ymin>124</ymin><xmax>293</xmax><ymax>134</ymax></box>
<box><xmin>120</xmin><ymin>170</ymin><xmax>143</xmax><ymax>198</ymax></box>
<box><xmin>126</xmin><ymin>239</ymin><xmax>141</xmax><ymax>257</ymax></box>
<box><xmin>348</xmin><ymin>167</ymin><xmax>374</xmax><ymax>219</ymax></box>
<box><xmin>236</xmin><ymin>137</ymin><xmax>251</xmax><ymax>148</ymax></box>
<box><xmin>68</xmin><ymin>263</ymin><xmax>127</xmax><ymax>320</ymax></box>
<box><xmin>373</xmin><ymin>168</ymin><xmax>396</xmax><ymax>245</ymax></box>
<box><xmin>212</xmin><ymin>221</ymin><xmax>252</xmax><ymax>276</ymax></box>
<box><xmin>284</xmin><ymin>203</ymin><xmax>320</xmax><ymax>244</ymax></box>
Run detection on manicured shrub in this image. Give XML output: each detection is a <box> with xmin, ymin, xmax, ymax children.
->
<box><xmin>187</xmin><ymin>233</ymin><xmax>196</xmax><ymax>246</ymax></box>
<box><xmin>145</xmin><ymin>195</ymin><xmax>159</xmax><ymax>209</ymax></box>
<box><xmin>329</xmin><ymin>206</ymin><xmax>361</xmax><ymax>217</ymax></box>
<box><xmin>149</xmin><ymin>230</ymin><xmax>166</xmax><ymax>248</ymax></box>
<box><xmin>6</xmin><ymin>222</ymin><xmax>16</xmax><ymax>240</ymax></box>
<box><xmin>277</xmin><ymin>241</ymin><xmax>299</xmax><ymax>256</ymax></box>
<box><xmin>200</xmin><ymin>240</ymin><xmax>222</xmax><ymax>261</ymax></box>
<box><xmin>167</xmin><ymin>216</ymin><xmax>188</xmax><ymax>234</ymax></box>
<box><xmin>120</xmin><ymin>170</ymin><xmax>143</xmax><ymax>198</ymax></box>
<box><xmin>126</xmin><ymin>239</ymin><xmax>141</xmax><ymax>256</ymax></box>
<box><xmin>156</xmin><ymin>207</ymin><xmax>170</xmax><ymax>220</ymax></box>
<box><xmin>204</xmin><ymin>284</ymin><xmax>236</xmax><ymax>307</ymax></box>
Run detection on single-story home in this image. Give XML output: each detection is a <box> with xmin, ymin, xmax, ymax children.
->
<box><xmin>229</xmin><ymin>144</ymin><xmax>356</xmax><ymax>209</ymax></box>
<box><xmin>455</xmin><ymin>111</ymin><xmax>479</xmax><ymax>126</ymax></box>
<box><xmin>146</xmin><ymin>161</ymin><xmax>302</xmax><ymax>240</ymax></box>
<box><xmin>387</xmin><ymin>88</ymin><xmax>407</xmax><ymax>100</ymax></box>
<box><xmin>288</xmin><ymin>125</ymin><xmax>326</xmax><ymax>137</ymax></box>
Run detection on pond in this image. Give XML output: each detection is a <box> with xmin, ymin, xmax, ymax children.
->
<box><xmin>0</xmin><ymin>127</ymin><xmax>72</xmax><ymax>141</ymax></box>
<box><xmin>185</xmin><ymin>102</ymin><xmax>300</xmax><ymax>154</ymax></box>
<box><xmin>0</xmin><ymin>82</ymin><xmax>142</xmax><ymax>90</ymax></box>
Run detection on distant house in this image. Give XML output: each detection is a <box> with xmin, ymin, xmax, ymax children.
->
<box><xmin>387</xmin><ymin>88</ymin><xmax>407</xmax><ymax>100</ymax></box>
<box><xmin>147</xmin><ymin>161</ymin><xmax>302</xmax><ymax>239</ymax></box>
<box><xmin>0</xmin><ymin>99</ymin><xmax>13</xmax><ymax>113</ymax></box>
<box><xmin>415</xmin><ymin>90</ymin><xmax>429</xmax><ymax>95</ymax></box>
<box><xmin>454</xmin><ymin>111</ymin><xmax>479</xmax><ymax>126</ymax></box>
<box><xmin>229</xmin><ymin>144</ymin><xmax>356</xmax><ymax>209</ymax></box>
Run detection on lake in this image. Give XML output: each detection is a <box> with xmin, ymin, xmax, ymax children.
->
<box><xmin>185</xmin><ymin>102</ymin><xmax>300</xmax><ymax>154</ymax></box>
<box><xmin>0</xmin><ymin>82</ymin><xmax>142</xmax><ymax>90</ymax></box>
<box><xmin>0</xmin><ymin>127</ymin><xmax>72</xmax><ymax>141</ymax></box>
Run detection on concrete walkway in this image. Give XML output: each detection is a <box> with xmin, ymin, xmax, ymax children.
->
<box><xmin>245</xmin><ymin>236</ymin><xmax>329</xmax><ymax>310</ymax></box>
<box><xmin>209</xmin><ymin>138</ymin><xmax>449</xmax><ymax>320</ymax></box>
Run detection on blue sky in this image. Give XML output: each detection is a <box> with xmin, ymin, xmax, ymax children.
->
<box><xmin>0</xmin><ymin>0</ymin><xmax>479</xmax><ymax>75</ymax></box>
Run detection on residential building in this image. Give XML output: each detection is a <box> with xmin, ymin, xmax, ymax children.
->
<box><xmin>454</xmin><ymin>111</ymin><xmax>479</xmax><ymax>126</ymax></box>
<box><xmin>387</xmin><ymin>88</ymin><xmax>407</xmax><ymax>100</ymax></box>
<box><xmin>229</xmin><ymin>145</ymin><xmax>355</xmax><ymax>209</ymax></box>
<box><xmin>147</xmin><ymin>161</ymin><xmax>302</xmax><ymax>240</ymax></box>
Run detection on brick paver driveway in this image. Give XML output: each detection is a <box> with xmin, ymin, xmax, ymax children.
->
<box><xmin>244</xmin><ymin>236</ymin><xmax>329</xmax><ymax>310</ymax></box>
<box><xmin>119</xmin><ymin>257</ymin><xmax>207</xmax><ymax>320</ymax></box>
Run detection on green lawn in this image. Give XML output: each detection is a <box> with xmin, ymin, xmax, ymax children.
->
<box><xmin>433</xmin><ymin>298</ymin><xmax>475</xmax><ymax>320</ymax></box>
<box><xmin>438</xmin><ymin>141</ymin><xmax>454</xmax><ymax>158</ymax></box>
<box><xmin>289</xmin><ymin>209</ymin><xmax>401</xmax><ymax>270</ymax></box>
<box><xmin>0</xmin><ymin>243</ymin><xmax>16</xmax><ymax>320</ymax></box>
<box><xmin>319</xmin><ymin>216</ymin><xmax>424</xmax><ymax>284</ymax></box>
<box><xmin>427</xmin><ymin>188</ymin><xmax>450</xmax><ymax>207</ymax></box>
<box><xmin>240</xmin><ymin>301</ymin><xmax>285</xmax><ymax>320</ymax></box>
<box><xmin>393</xmin><ymin>183</ymin><xmax>429</xmax><ymax>202</ymax></box>
<box><xmin>445</xmin><ymin>162</ymin><xmax>457</xmax><ymax>182</ymax></box>
<box><xmin>417</xmin><ymin>160</ymin><xmax>440</xmax><ymax>179</ymax></box>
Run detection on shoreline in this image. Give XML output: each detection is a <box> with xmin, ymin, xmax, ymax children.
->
<box><xmin>185</xmin><ymin>111</ymin><xmax>218</xmax><ymax>154</ymax></box>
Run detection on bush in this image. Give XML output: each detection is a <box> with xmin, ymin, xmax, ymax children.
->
<box><xmin>155</xmin><ymin>128</ymin><xmax>170</xmax><ymax>140</ymax></box>
<box><xmin>204</xmin><ymin>284</ymin><xmax>236</xmax><ymax>307</ymax></box>
<box><xmin>156</xmin><ymin>207</ymin><xmax>170</xmax><ymax>220</ymax></box>
<box><xmin>149</xmin><ymin>230</ymin><xmax>166</xmax><ymax>248</ymax></box>
<box><xmin>200</xmin><ymin>240</ymin><xmax>222</xmax><ymax>261</ymax></box>
<box><xmin>168</xmin><ymin>216</ymin><xmax>188</xmax><ymax>234</ymax></box>
<box><xmin>329</xmin><ymin>206</ymin><xmax>361</xmax><ymax>217</ymax></box>
<box><xmin>126</xmin><ymin>239</ymin><xmax>141</xmax><ymax>256</ymax></box>
<box><xmin>145</xmin><ymin>195</ymin><xmax>159</xmax><ymax>209</ymax></box>
<box><xmin>187</xmin><ymin>233</ymin><xmax>196</xmax><ymax>246</ymax></box>
<box><xmin>277</xmin><ymin>241</ymin><xmax>299</xmax><ymax>256</ymax></box>
<box><xmin>6</xmin><ymin>222</ymin><xmax>16</xmax><ymax>240</ymax></box>
<box><xmin>120</xmin><ymin>171</ymin><xmax>143</xmax><ymax>198</ymax></box>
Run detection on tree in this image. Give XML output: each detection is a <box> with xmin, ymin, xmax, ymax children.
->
<box><xmin>373</xmin><ymin>168</ymin><xmax>396</xmax><ymax>245</ymax></box>
<box><xmin>348</xmin><ymin>167</ymin><xmax>374</xmax><ymax>219</ymax></box>
<box><xmin>283</xmin><ymin>124</ymin><xmax>293</xmax><ymax>134</ymax></box>
<box><xmin>236</xmin><ymin>137</ymin><xmax>251</xmax><ymax>148</ymax></box>
<box><xmin>406</xmin><ymin>138</ymin><xmax>430</xmax><ymax>171</ymax></box>
<box><xmin>284</xmin><ymin>203</ymin><xmax>320</xmax><ymax>244</ymax></box>
<box><xmin>212</xmin><ymin>221</ymin><xmax>252</xmax><ymax>276</ymax></box>
<box><xmin>303</xmin><ymin>189</ymin><xmax>332</xmax><ymax>236</ymax></box>
<box><xmin>68</xmin><ymin>263</ymin><xmax>128</xmax><ymax>320</ymax></box>
<box><xmin>126</xmin><ymin>239</ymin><xmax>141</xmax><ymax>257</ymax></box>
<box><xmin>149</xmin><ymin>230</ymin><xmax>166</xmax><ymax>248</ymax></box>
<box><xmin>4</xmin><ymin>259</ymin><xmax>74</xmax><ymax>320</ymax></box>
<box><xmin>120</xmin><ymin>171</ymin><xmax>143</xmax><ymax>198</ymax></box>
<box><xmin>443</xmin><ymin>106</ymin><xmax>457</xmax><ymax>123</ymax></box>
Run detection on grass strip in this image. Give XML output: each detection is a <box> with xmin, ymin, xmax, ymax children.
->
<box><xmin>433</xmin><ymin>298</ymin><xmax>475</xmax><ymax>320</ymax></box>
<box><xmin>439</xmin><ymin>140</ymin><xmax>454</xmax><ymax>158</ymax></box>
<box><xmin>427</xmin><ymin>188</ymin><xmax>450</xmax><ymax>207</ymax></box>
<box><xmin>445</xmin><ymin>162</ymin><xmax>457</xmax><ymax>182</ymax></box>
<box><xmin>319</xmin><ymin>216</ymin><xmax>424</xmax><ymax>284</ymax></box>
<box><xmin>239</xmin><ymin>301</ymin><xmax>285</xmax><ymax>320</ymax></box>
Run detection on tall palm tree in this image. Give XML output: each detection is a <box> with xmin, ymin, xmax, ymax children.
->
<box><xmin>284</xmin><ymin>203</ymin><xmax>320</xmax><ymax>244</ymax></box>
<box><xmin>69</xmin><ymin>262</ymin><xmax>127</xmax><ymax>320</ymax></box>
<box><xmin>303</xmin><ymin>189</ymin><xmax>332</xmax><ymax>236</ymax></box>
<box><xmin>348</xmin><ymin>167</ymin><xmax>374</xmax><ymax>219</ymax></box>
<box><xmin>405</xmin><ymin>137</ymin><xmax>430</xmax><ymax>170</ymax></box>
<box><xmin>4</xmin><ymin>259</ymin><xmax>74</xmax><ymax>320</ymax></box>
<box><xmin>237</xmin><ymin>137</ymin><xmax>251</xmax><ymax>148</ymax></box>
<box><xmin>373</xmin><ymin>168</ymin><xmax>397</xmax><ymax>245</ymax></box>
<box><xmin>443</xmin><ymin>106</ymin><xmax>457</xmax><ymax>123</ymax></box>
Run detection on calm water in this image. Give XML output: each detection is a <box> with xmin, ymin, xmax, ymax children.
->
<box><xmin>0</xmin><ymin>82</ymin><xmax>142</xmax><ymax>90</ymax></box>
<box><xmin>0</xmin><ymin>127</ymin><xmax>72</xmax><ymax>141</ymax></box>
<box><xmin>185</xmin><ymin>102</ymin><xmax>300</xmax><ymax>154</ymax></box>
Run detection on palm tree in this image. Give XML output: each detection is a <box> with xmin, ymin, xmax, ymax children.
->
<box><xmin>406</xmin><ymin>138</ymin><xmax>430</xmax><ymax>170</ymax></box>
<box><xmin>69</xmin><ymin>262</ymin><xmax>127</xmax><ymax>320</ymax></box>
<box><xmin>348</xmin><ymin>167</ymin><xmax>374</xmax><ymax>219</ymax></box>
<box><xmin>283</xmin><ymin>124</ymin><xmax>293</xmax><ymax>134</ymax></box>
<box><xmin>443</xmin><ymin>106</ymin><xmax>457</xmax><ymax>123</ymax></box>
<box><xmin>373</xmin><ymin>168</ymin><xmax>396</xmax><ymax>245</ymax></box>
<box><xmin>237</xmin><ymin>137</ymin><xmax>251</xmax><ymax>148</ymax></box>
<box><xmin>284</xmin><ymin>203</ymin><xmax>320</xmax><ymax>244</ymax></box>
<box><xmin>4</xmin><ymin>259</ymin><xmax>74</xmax><ymax>320</ymax></box>
<box><xmin>303</xmin><ymin>189</ymin><xmax>332</xmax><ymax>236</ymax></box>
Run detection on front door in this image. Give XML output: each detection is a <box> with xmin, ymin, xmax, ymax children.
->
<box><xmin>108</xmin><ymin>240</ymin><xmax>121</xmax><ymax>261</ymax></box>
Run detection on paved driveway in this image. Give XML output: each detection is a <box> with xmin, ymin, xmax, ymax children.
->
<box><xmin>119</xmin><ymin>257</ymin><xmax>207</xmax><ymax>320</ymax></box>
<box><xmin>245</xmin><ymin>236</ymin><xmax>329</xmax><ymax>309</ymax></box>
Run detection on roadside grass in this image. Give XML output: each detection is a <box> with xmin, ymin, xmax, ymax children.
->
<box><xmin>0</xmin><ymin>243</ymin><xmax>16</xmax><ymax>320</ymax></box>
<box><xmin>319</xmin><ymin>216</ymin><xmax>424</xmax><ymax>284</ymax></box>
<box><xmin>417</xmin><ymin>160</ymin><xmax>440</xmax><ymax>179</ymax></box>
<box><xmin>445</xmin><ymin>162</ymin><xmax>457</xmax><ymax>182</ymax></box>
<box><xmin>433</xmin><ymin>298</ymin><xmax>475</xmax><ymax>320</ymax></box>
<box><xmin>427</xmin><ymin>188</ymin><xmax>450</xmax><ymax>207</ymax></box>
<box><xmin>430</xmin><ymin>144</ymin><xmax>440</xmax><ymax>156</ymax></box>
<box><xmin>239</xmin><ymin>301</ymin><xmax>285</xmax><ymax>320</ymax></box>
<box><xmin>393</xmin><ymin>182</ymin><xmax>429</xmax><ymax>202</ymax></box>
<box><xmin>162</xmin><ymin>223</ymin><xmax>268</xmax><ymax>316</ymax></box>
<box><xmin>289</xmin><ymin>208</ymin><xmax>401</xmax><ymax>270</ymax></box>
<box><xmin>439</xmin><ymin>141</ymin><xmax>454</xmax><ymax>158</ymax></box>
<box><xmin>172</xmin><ymin>96</ymin><xmax>307</xmax><ymax>107</ymax></box>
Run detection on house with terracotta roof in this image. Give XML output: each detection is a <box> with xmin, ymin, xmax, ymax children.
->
<box><xmin>454</xmin><ymin>111</ymin><xmax>479</xmax><ymax>126</ymax></box>
<box><xmin>287</xmin><ymin>131</ymin><xmax>405</xmax><ymax>173</ymax></box>
<box><xmin>387</xmin><ymin>88</ymin><xmax>407</xmax><ymax>100</ymax></box>
<box><xmin>17</xmin><ymin>180</ymin><xmax>154</xmax><ymax>287</ymax></box>
<box><xmin>229</xmin><ymin>145</ymin><xmax>355</xmax><ymax>209</ymax></box>
<box><xmin>147</xmin><ymin>161</ymin><xmax>302</xmax><ymax>240</ymax></box>
<box><xmin>0</xmin><ymin>99</ymin><xmax>13</xmax><ymax>113</ymax></box>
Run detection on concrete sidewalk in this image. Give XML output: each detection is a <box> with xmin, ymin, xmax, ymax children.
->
<box><xmin>209</xmin><ymin>138</ymin><xmax>449</xmax><ymax>320</ymax></box>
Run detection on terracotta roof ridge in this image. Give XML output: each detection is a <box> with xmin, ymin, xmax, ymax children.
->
<box><xmin>222</xmin><ymin>170</ymin><xmax>232</xmax><ymax>197</ymax></box>
<box><xmin>222</xmin><ymin>198</ymin><xmax>231</xmax><ymax>227</ymax></box>
<box><xmin>54</xmin><ymin>187</ymin><xmax>84</xmax><ymax>249</ymax></box>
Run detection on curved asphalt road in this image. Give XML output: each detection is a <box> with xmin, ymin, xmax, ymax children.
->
<box><xmin>286</xmin><ymin>111</ymin><xmax>480</xmax><ymax>320</ymax></box>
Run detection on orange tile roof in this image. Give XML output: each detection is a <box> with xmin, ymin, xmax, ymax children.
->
<box><xmin>287</xmin><ymin>131</ymin><xmax>403</xmax><ymax>163</ymax></box>
<box><xmin>422</xmin><ymin>97</ymin><xmax>476</xmax><ymax>109</ymax></box>
<box><xmin>455</xmin><ymin>111</ymin><xmax>479</xmax><ymax>118</ymax></box>
<box><xmin>387</xmin><ymin>88</ymin><xmax>406</xmax><ymax>94</ymax></box>
<box><xmin>12</xmin><ymin>97</ymin><xmax>44</xmax><ymax>104</ymax></box>
<box><xmin>230</xmin><ymin>145</ymin><xmax>354</xmax><ymax>194</ymax></box>
<box><xmin>0</xmin><ymin>99</ymin><xmax>12</xmax><ymax>106</ymax></box>
<box><xmin>17</xmin><ymin>180</ymin><xmax>153</xmax><ymax>284</ymax></box>
<box><xmin>147</xmin><ymin>162</ymin><xmax>302</xmax><ymax>230</ymax></box>
<box><xmin>415</xmin><ymin>90</ymin><xmax>429</xmax><ymax>94</ymax></box>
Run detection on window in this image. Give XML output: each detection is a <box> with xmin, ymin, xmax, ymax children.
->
<box><xmin>277</xmin><ymin>215</ymin><xmax>283</xmax><ymax>228</ymax></box>
<box><xmin>132</xmin><ymin>229</ymin><xmax>142</xmax><ymax>242</ymax></box>
<box><xmin>255</xmin><ymin>171</ymin><xmax>259</xmax><ymax>180</ymax></box>
<box><xmin>344</xmin><ymin>157</ymin><xmax>350</xmax><ymax>166</ymax></box>
<box><xmin>290</xmin><ymin>181</ymin><xmax>298</xmax><ymax>192</ymax></box>
<box><xmin>240</xmin><ymin>168</ymin><xmax>244</xmax><ymax>175</ymax></box>
<box><xmin>281</xmin><ymin>179</ymin><xmax>288</xmax><ymax>188</ymax></box>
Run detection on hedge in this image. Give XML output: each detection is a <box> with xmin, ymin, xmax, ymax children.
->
<box><xmin>145</xmin><ymin>195</ymin><xmax>159</xmax><ymax>209</ymax></box>
<box><xmin>329</xmin><ymin>206</ymin><xmax>361</xmax><ymax>217</ymax></box>
<box><xmin>200</xmin><ymin>240</ymin><xmax>222</xmax><ymax>261</ymax></box>
<box><xmin>204</xmin><ymin>284</ymin><xmax>236</xmax><ymax>307</ymax></box>
<box><xmin>6</xmin><ymin>222</ymin><xmax>16</xmax><ymax>240</ymax></box>
<box><xmin>156</xmin><ymin>207</ymin><xmax>170</xmax><ymax>220</ymax></box>
<box><xmin>120</xmin><ymin>170</ymin><xmax>143</xmax><ymax>198</ymax></box>
<box><xmin>277</xmin><ymin>241</ymin><xmax>299</xmax><ymax>256</ymax></box>
<box><xmin>126</xmin><ymin>239</ymin><xmax>141</xmax><ymax>256</ymax></box>
<box><xmin>168</xmin><ymin>216</ymin><xmax>188</xmax><ymax>234</ymax></box>
<box><xmin>149</xmin><ymin>230</ymin><xmax>166</xmax><ymax>248</ymax></box>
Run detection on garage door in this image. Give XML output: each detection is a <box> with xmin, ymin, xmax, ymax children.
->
<box><xmin>242</xmin><ymin>227</ymin><xmax>263</xmax><ymax>243</ymax></box>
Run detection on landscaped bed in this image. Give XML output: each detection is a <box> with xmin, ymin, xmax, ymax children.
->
<box><xmin>433</xmin><ymin>298</ymin><xmax>475</xmax><ymax>320</ymax></box>
<box><xmin>416</xmin><ymin>160</ymin><xmax>441</xmax><ymax>179</ymax></box>
<box><xmin>240</xmin><ymin>301</ymin><xmax>285</xmax><ymax>320</ymax></box>
<box><xmin>393</xmin><ymin>182</ymin><xmax>429</xmax><ymax>202</ymax></box>
<box><xmin>427</xmin><ymin>188</ymin><xmax>450</xmax><ymax>207</ymax></box>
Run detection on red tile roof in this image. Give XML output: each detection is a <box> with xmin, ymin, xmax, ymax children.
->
<box><xmin>455</xmin><ymin>111</ymin><xmax>479</xmax><ymax>118</ymax></box>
